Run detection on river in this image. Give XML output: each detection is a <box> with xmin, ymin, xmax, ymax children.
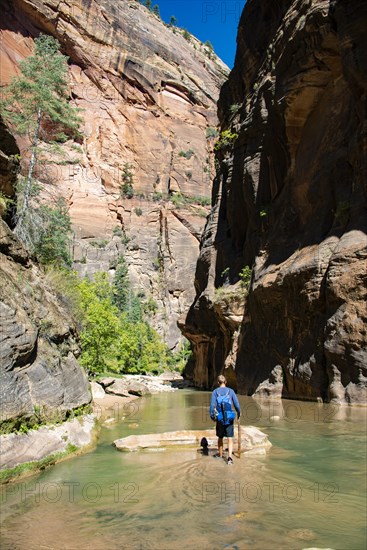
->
<box><xmin>1</xmin><ymin>390</ymin><xmax>366</xmax><ymax>549</ymax></box>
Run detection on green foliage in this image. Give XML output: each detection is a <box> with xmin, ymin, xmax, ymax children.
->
<box><xmin>116</xmin><ymin>315</ymin><xmax>171</xmax><ymax>374</ymax></box>
<box><xmin>204</xmin><ymin>40</ymin><xmax>215</xmax><ymax>59</ymax></box>
<box><xmin>152</xmin><ymin>191</ymin><xmax>163</xmax><ymax>202</ymax></box>
<box><xmin>152</xmin><ymin>4</ymin><xmax>160</xmax><ymax>17</ymax></box>
<box><xmin>0</xmin><ymin>34</ymin><xmax>81</xmax><ymax>140</ymax></box>
<box><xmin>90</xmin><ymin>239</ymin><xmax>108</xmax><ymax>248</ymax></box>
<box><xmin>178</xmin><ymin>149</ymin><xmax>194</xmax><ymax>159</ymax></box>
<box><xmin>0</xmin><ymin>34</ymin><xmax>81</xmax><ymax>250</ymax></box>
<box><xmin>135</xmin><ymin>207</ymin><xmax>143</xmax><ymax>216</ymax></box>
<box><xmin>239</xmin><ymin>266</ymin><xmax>252</xmax><ymax>290</ymax></box>
<box><xmin>206</xmin><ymin>126</ymin><xmax>218</xmax><ymax>139</ymax></box>
<box><xmin>30</xmin><ymin>197</ymin><xmax>73</xmax><ymax>267</ymax></box>
<box><xmin>169</xmin><ymin>15</ymin><xmax>177</xmax><ymax>26</ymax></box>
<box><xmin>74</xmin><ymin>262</ymin><xmax>173</xmax><ymax>376</ymax></box>
<box><xmin>77</xmin><ymin>274</ymin><xmax>121</xmax><ymax>375</ymax></box>
<box><xmin>172</xmin><ymin>338</ymin><xmax>192</xmax><ymax>372</ymax></box>
<box><xmin>214</xmin><ymin>129</ymin><xmax>239</xmax><ymax>150</ymax></box>
<box><xmin>0</xmin><ymin>192</ymin><xmax>14</xmax><ymax>218</ymax></box>
<box><xmin>0</xmin><ymin>444</ymin><xmax>80</xmax><ymax>484</ymax></box>
<box><xmin>170</xmin><ymin>193</ymin><xmax>211</xmax><ymax>208</ymax></box>
<box><xmin>185</xmin><ymin>171</ymin><xmax>193</xmax><ymax>180</ymax></box>
<box><xmin>112</xmin><ymin>256</ymin><xmax>129</xmax><ymax>313</ymax></box>
<box><xmin>121</xmin><ymin>162</ymin><xmax>134</xmax><ymax>198</ymax></box>
<box><xmin>144</xmin><ymin>0</ymin><xmax>152</xmax><ymax>9</ymax></box>
<box><xmin>112</xmin><ymin>226</ymin><xmax>124</xmax><ymax>237</ymax></box>
<box><xmin>182</xmin><ymin>29</ymin><xmax>191</xmax><ymax>41</ymax></box>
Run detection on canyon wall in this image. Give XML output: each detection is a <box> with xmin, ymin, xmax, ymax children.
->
<box><xmin>181</xmin><ymin>0</ymin><xmax>367</xmax><ymax>404</ymax></box>
<box><xmin>0</xmin><ymin>0</ymin><xmax>228</xmax><ymax>348</ymax></box>
<box><xmin>0</xmin><ymin>121</ymin><xmax>91</xmax><ymax>427</ymax></box>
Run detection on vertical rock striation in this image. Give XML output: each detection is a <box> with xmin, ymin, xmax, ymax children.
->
<box><xmin>182</xmin><ymin>0</ymin><xmax>367</xmax><ymax>404</ymax></box>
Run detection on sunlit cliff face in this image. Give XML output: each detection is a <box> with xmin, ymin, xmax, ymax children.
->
<box><xmin>0</xmin><ymin>0</ymin><xmax>229</xmax><ymax>349</ymax></box>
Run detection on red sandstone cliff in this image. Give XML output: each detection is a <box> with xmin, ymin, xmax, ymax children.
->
<box><xmin>0</xmin><ymin>0</ymin><xmax>228</xmax><ymax>348</ymax></box>
<box><xmin>181</xmin><ymin>0</ymin><xmax>367</xmax><ymax>404</ymax></box>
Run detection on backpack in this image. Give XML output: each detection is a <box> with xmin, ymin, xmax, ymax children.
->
<box><xmin>214</xmin><ymin>390</ymin><xmax>236</xmax><ymax>425</ymax></box>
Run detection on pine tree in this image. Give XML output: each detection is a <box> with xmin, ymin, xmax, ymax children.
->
<box><xmin>0</xmin><ymin>34</ymin><xmax>81</xmax><ymax>242</ymax></box>
<box><xmin>112</xmin><ymin>256</ymin><xmax>130</xmax><ymax>313</ymax></box>
<box><xmin>152</xmin><ymin>4</ymin><xmax>160</xmax><ymax>18</ymax></box>
<box><xmin>169</xmin><ymin>16</ymin><xmax>177</xmax><ymax>27</ymax></box>
<box><xmin>144</xmin><ymin>0</ymin><xmax>152</xmax><ymax>9</ymax></box>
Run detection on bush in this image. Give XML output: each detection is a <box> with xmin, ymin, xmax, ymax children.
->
<box><xmin>239</xmin><ymin>266</ymin><xmax>252</xmax><ymax>290</ymax></box>
<box><xmin>206</xmin><ymin>127</ymin><xmax>218</xmax><ymax>139</ymax></box>
<box><xmin>178</xmin><ymin>149</ymin><xmax>195</xmax><ymax>160</ymax></box>
<box><xmin>214</xmin><ymin>130</ymin><xmax>238</xmax><ymax>150</ymax></box>
<box><xmin>120</xmin><ymin>163</ymin><xmax>134</xmax><ymax>198</ymax></box>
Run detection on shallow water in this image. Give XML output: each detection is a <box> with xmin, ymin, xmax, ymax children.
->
<box><xmin>1</xmin><ymin>391</ymin><xmax>366</xmax><ymax>550</ymax></box>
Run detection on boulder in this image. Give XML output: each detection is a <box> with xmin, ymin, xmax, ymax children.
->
<box><xmin>0</xmin><ymin>414</ymin><xmax>96</xmax><ymax>470</ymax></box>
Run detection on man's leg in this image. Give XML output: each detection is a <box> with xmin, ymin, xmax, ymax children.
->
<box><xmin>228</xmin><ymin>437</ymin><xmax>233</xmax><ymax>459</ymax></box>
<box><xmin>218</xmin><ymin>437</ymin><xmax>223</xmax><ymax>457</ymax></box>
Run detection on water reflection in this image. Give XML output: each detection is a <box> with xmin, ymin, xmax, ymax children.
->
<box><xmin>1</xmin><ymin>391</ymin><xmax>366</xmax><ymax>550</ymax></box>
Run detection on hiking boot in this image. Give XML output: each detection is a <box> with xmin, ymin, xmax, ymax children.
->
<box><xmin>227</xmin><ymin>457</ymin><xmax>233</xmax><ymax>465</ymax></box>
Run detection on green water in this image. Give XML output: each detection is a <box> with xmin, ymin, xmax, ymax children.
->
<box><xmin>1</xmin><ymin>391</ymin><xmax>366</xmax><ymax>550</ymax></box>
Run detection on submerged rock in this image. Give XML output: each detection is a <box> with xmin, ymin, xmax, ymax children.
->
<box><xmin>114</xmin><ymin>425</ymin><xmax>271</xmax><ymax>453</ymax></box>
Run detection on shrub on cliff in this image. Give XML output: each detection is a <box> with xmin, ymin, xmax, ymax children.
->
<box><xmin>214</xmin><ymin>130</ymin><xmax>239</xmax><ymax>150</ymax></box>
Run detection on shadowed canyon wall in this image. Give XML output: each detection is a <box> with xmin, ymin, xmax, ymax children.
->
<box><xmin>0</xmin><ymin>0</ymin><xmax>228</xmax><ymax>349</ymax></box>
<box><xmin>181</xmin><ymin>0</ymin><xmax>367</xmax><ymax>404</ymax></box>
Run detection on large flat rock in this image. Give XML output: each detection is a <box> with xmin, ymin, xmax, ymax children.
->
<box><xmin>0</xmin><ymin>414</ymin><xmax>96</xmax><ymax>470</ymax></box>
<box><xmin>114</xmin><ymin>426</ymin><xmax>271</xmax><ymax>453</ymax></box>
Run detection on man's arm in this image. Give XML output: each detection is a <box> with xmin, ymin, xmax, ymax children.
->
<box><xmin>209</xmin><ymin>391</ymin><xmax>217</xmax><ymax>420</ymax></box>
<box><xmin>231</xmin><ymin>390</ymin><xmax>241</xmax><ymax>418</ymax></box>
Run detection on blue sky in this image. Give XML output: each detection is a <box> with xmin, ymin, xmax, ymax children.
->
<box><xmin>156</xmin><ymin>1</ymin><xmax>246</xmax><ymax>68</ymax></box>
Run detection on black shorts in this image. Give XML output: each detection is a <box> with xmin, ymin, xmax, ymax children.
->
<box><xmin>216</xmin><ymin>421</ymin><xmax>234</xmax><ymax>438</ymax></box>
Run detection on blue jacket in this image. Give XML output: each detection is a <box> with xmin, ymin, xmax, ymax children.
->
<box><xmin>210</xmin><ymin>386</ymin><xmax>241</xmax><ymax>421</ymax></box>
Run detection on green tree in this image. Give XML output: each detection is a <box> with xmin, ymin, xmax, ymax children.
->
<box><xmin>144</xmin><ymin>0</ymin><xmax>152</xmax><ymax>9</ymax></box>
<box><xmin>169</xmin><ymin>15</ymin><xmax>177</xmax><ymax>26</ymax></box>
<box><xmin>77</xmin><ymin>274</ymin><xmax>120</xmax><ymax>376</ymax></box>
<box><xmin>152</xmin><ymin>4</ymin><xmax>160</xmax><ymax>17</ymax></box>
<box><xmin>182</xmin><ymin>29</ymin><xmax>191</xmax><ymax>42</ymax></box>
<box><xmin>112</xmin><ymin>256</ymin><xmax>129</xmax><ymax>313</ymax></box>
<box><xmin>32</xmin><ymin>198</ymin><xmax>72</xmax><ymax>267</ymax></box>
<box><xmin>0</xmin><ymin>35</ymin><xmax>81</xmax><ymax>240</ymax></box>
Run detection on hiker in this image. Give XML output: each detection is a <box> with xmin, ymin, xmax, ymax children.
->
<box><xmin>209</xmin><ymin>374</ymin><xmax>241</xmax><ymax>465</ymax></box>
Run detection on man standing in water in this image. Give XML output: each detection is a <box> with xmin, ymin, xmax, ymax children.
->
<box><xmin>209</xmin><ymin>375</ymin><xmax>241</xmax><ymax>464</ymax></box>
